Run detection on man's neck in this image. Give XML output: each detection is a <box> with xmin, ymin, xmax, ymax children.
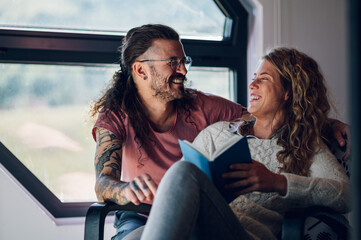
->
<box><xmin>143</xmin><ymin>100</ymin><xmax>177</xmax><ymax>133</ymax></box>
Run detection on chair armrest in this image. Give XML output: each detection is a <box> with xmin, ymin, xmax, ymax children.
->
<box><xmin>281</xmin><ymin>206</ymin><xmax>350</xmax><ymax>240</ymax></box>
<box><xmin>84</xmin><ymin>202</ymin><xmax>151</xmax><ymax>240</ymax></box>
<box><xmin>281</xmin><ymin>208</ymin><xmax>305</xmax><ymax>239</ymax></box>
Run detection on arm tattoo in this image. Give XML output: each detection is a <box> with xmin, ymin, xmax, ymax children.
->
<box><xmin>95</xmin><ymin>142</ymin><xmax>122</xmax><ymax>177</ymax></box>
<box><xmin>97</xmin><ymin>128</ymin><xmax>118</xmax><ymax>145</ymax></box>
<box><xmin>106</xmin><ymin>162</ymin><xmax>121</xmax><ymax>177</ymax></box>
<box><xmin>96</xmin><ymin>174</ymin><xmax>129</xmax><ymax>205</ymax></box>
<box><xmin>95</xmin><ymin>128</ymin><xmax>122</xmax><ymax>178</ymax></box>
<box><xmin>95</xmin><ymin>128</ymin><xmax>132</xmax><ymax>205</ymax></box>
<box><xmin>111</xmin><ymin>182</ymin><xmax>130</xmax><ymax>205</ymax></box>
<box><xmin>113</xmin><ymin>192</ymin><xmax>129</xmax><ymax>205</ymax></box>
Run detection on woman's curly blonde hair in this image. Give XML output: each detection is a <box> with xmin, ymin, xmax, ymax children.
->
<box><xmin>264</xmin><ymin>47</ymin><xmax>332</xmax><ymax>176</ymax></box>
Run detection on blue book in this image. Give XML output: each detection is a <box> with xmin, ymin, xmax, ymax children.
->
<box><xmin>178</xmin><ymin>136</ymin><xmax>252</xmax><ymax>203</ymax></box>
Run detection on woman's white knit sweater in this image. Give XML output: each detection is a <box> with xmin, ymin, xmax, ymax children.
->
<box><xmin>191</xmin><ymin>121</ymin><xmax>350</xmax><ymax>240</ymax></box>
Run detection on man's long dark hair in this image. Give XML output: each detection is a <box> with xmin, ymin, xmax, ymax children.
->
<box><xmin>90</xmin><ymin>24</ymin><xmax>196</xmax><ymax>160</ymax></box>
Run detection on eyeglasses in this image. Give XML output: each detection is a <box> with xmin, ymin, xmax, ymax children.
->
<box><xmin>137</xmin><ymin>56</ymin><xmax>192</xmax><ymax>72</ymax></box>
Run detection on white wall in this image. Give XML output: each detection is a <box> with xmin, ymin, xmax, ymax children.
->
<box><xmin>0</xmin><ymin>1</ymin><xmax>349</xmax><ymax>239</ymax></box>
<box><xmin>0</xmin><ymin>165</ymin><xmax>115</xmax><ymax>240</ymax></box>
<box><xmin>255</xmin><ymin>0</ymin><xmax>348</xmax><ymax>122</ymax></box>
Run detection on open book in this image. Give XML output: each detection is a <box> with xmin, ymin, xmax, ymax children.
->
<box><xmin>178</xmin><ymin>136</ymin><xmax>252</xmax><ymax>203</ymax></box>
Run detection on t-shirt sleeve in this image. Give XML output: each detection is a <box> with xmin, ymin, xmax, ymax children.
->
<box><xmin>196</xmin><ymin>91</ymin><xmax>245</xmax><ymax>124</ymax></box>
<box><xmin>92</xmin><ymin>110</ymin><xmax>126</xmax><ymax>142</ymax></box>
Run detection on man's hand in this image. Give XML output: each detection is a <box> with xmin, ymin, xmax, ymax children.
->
<box><xmin>122</xmin><ymin>173</ymin><xmax>158</xmax><ymax>205</ymax></box>
<box><xmin>330</xmin><ymin>119</ymin><xmax>351</xmax><ymax>161</ymax></box>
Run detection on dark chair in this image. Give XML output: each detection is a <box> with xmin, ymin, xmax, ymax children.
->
<box><xmin>84</xmin><ymin>139</ymin><xmax>351</xmax><ymax>240</ymax></box>
<box><xmin>84</xmin><ymin>203</ymin><xmax>351</xmax><ymax>240</ymax></box>
<box><xmin>84</xmin><ymin>202</ymin><xmax>151</xmax><ymax>240</ymax></box>
<box><xmin>282</xmin><ymin>206</ymin><xmax>351</xmax><ymax>240</ymax></box>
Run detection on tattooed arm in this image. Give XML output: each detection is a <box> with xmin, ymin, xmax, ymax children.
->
<box><xmin>94</xmin><ymin>127</ymin><xmax>157</xmax><ymax>205</ymax></box>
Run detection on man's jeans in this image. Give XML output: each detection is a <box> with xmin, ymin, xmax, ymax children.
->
<box><xmin>111</xmin><ymin>210</ymin><xmax>147</xmax><ymax>240</ymax></box>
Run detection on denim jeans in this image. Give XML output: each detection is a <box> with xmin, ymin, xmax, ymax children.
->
<box><xmin>140</xmin><ymin>161</ymin><xmax>252</xmax><ymax>240</ymax></box>
<box><xmin>111</xmin><ymin>210</ymin><xmax>147</xmax><ymax>240</ymax></box>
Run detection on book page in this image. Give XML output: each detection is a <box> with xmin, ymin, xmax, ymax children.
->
<box><xmin>181</xmin><ymin>140</ymin><xmax>209</xmax><ymax>159</ymax></box>
<box><xmin>211</xmin><ymin>135</ymin><xmax>243</xmax><ymax>160</ymax></box>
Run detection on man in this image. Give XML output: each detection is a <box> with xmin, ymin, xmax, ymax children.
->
<box><xmin>90</xmin><ymin>24</ymin><xmax>350</xmax><ymax>239</ymax></box>
<box><xmin>90</xmin><ymin>24</ymin><xmax>247</xmax><ymax>239</ymax></box>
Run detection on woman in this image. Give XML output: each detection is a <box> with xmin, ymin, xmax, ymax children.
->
<box><xmin>132</xmin><ymin>47</ymin><xmax>350</xmax><ymax>240</ymax></box>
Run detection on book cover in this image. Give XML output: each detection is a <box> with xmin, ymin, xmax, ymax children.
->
<box><xmin>178</xmin><ymin>136</ymin><xmax>252</xmax><ymax>202</ymax></box>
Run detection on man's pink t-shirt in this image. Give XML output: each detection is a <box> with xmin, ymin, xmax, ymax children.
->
<box><xmin>92</xmin><ymin>90</ymin><xmax>243</xmax><ymax>185</ymax></box>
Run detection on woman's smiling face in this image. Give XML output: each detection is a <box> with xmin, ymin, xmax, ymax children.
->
<box><xmin>247</xmin><ymin>59</ymin><xmax>288</xmax><ymax>120</ymax></box>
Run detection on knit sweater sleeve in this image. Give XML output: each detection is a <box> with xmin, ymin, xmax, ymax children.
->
<box><xmin>282</xmin><ymin>143</ymin><xmax>350</xmax><ymax>213</ymax></box>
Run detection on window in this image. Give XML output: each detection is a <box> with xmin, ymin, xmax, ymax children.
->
<box><xmin>0</xmin><ymin>63</ymin><xmax>117</xmax><ymax>203</ymax></box>
<box><xmin>0</xmin><ymin>64</ymin><xmax>232</xmax><ymax>203</ymax></box>
<box><xmin>187</xmin><ymin>67</ymin><xmax>234</xmax><ymax>99</ymax></box>
<box><xmin>0</xmin><ymin>0</ymin><xmax>248</xmax><ymax>219</ymax></box>
<box><xmin>0</xmin><ymin>0</ymin><xmax>227</xmax><ymax>40</ymax></box>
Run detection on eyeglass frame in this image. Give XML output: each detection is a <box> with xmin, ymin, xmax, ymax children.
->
<box><xmin>136</xmin><ymin>56</ymin><xmax>192</xmax><ymax>72</ymax></box>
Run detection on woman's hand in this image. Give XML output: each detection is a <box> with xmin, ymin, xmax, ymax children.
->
<box><xmin>122</xmin><ymin>173</ymin><xmax>158</xmax><ymax>205</ymax></box>
<box><xmin>222</xmin><ymin>160</ymin><xmax>287</xmax><ymax>196</ymax></box>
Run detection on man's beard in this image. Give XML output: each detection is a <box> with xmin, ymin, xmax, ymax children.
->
<box><xmin>150</xmin><ymin>67</ymin><xmax>187</xmax><ymax>102</ymax></box>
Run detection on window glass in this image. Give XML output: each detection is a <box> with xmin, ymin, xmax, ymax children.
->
<box><xmin>0</xmin><ymin>63</ymin><xmax>232</xmax><ymax>202</ymax></box>
<box><xmin>186</xmin><ymin>67</ymin><xmax>232</xmax><ymax>100</ymax></box>
<box><xmin>0</xmin><ymin>0</ymin><xmax>226</xmax><ymax>40</ymax></box>
<box><xmin>0</xmin><ymin>63</ymin><xmax>117</xmax><ymax>202</ymax></box>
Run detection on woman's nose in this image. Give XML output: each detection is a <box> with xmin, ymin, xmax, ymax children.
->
<box><xmin>249</xmin><ymin>79</ymin><xmax>258</xmax><ymax>89</ymax></box>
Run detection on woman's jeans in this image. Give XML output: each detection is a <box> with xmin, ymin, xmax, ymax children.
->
<box><xmin>140</xmin><ymin>161</ymin><xmax>252</xmax><ymax>240</ymax></box>
<box><xmin>112</xmin><ymin>210</ymin><xmax>147</xmax><ymax>240</ymax></box>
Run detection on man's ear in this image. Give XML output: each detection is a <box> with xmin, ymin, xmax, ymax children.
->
<box><xmin>132</xmin><ymin>62</ymin><xmax>148</xmax><ymax>80</ymax></box>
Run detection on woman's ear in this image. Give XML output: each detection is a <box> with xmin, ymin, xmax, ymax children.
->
<box><xmin>284</xmin><ymin>91</ymin><xmax>290</xmax><ymax>101</ymax></box>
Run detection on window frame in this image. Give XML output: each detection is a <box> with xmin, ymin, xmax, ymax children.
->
<box><xmin>0</xmin><ymin>0</ymin><xmax>248</xmax><ymax>219</ymax></box>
